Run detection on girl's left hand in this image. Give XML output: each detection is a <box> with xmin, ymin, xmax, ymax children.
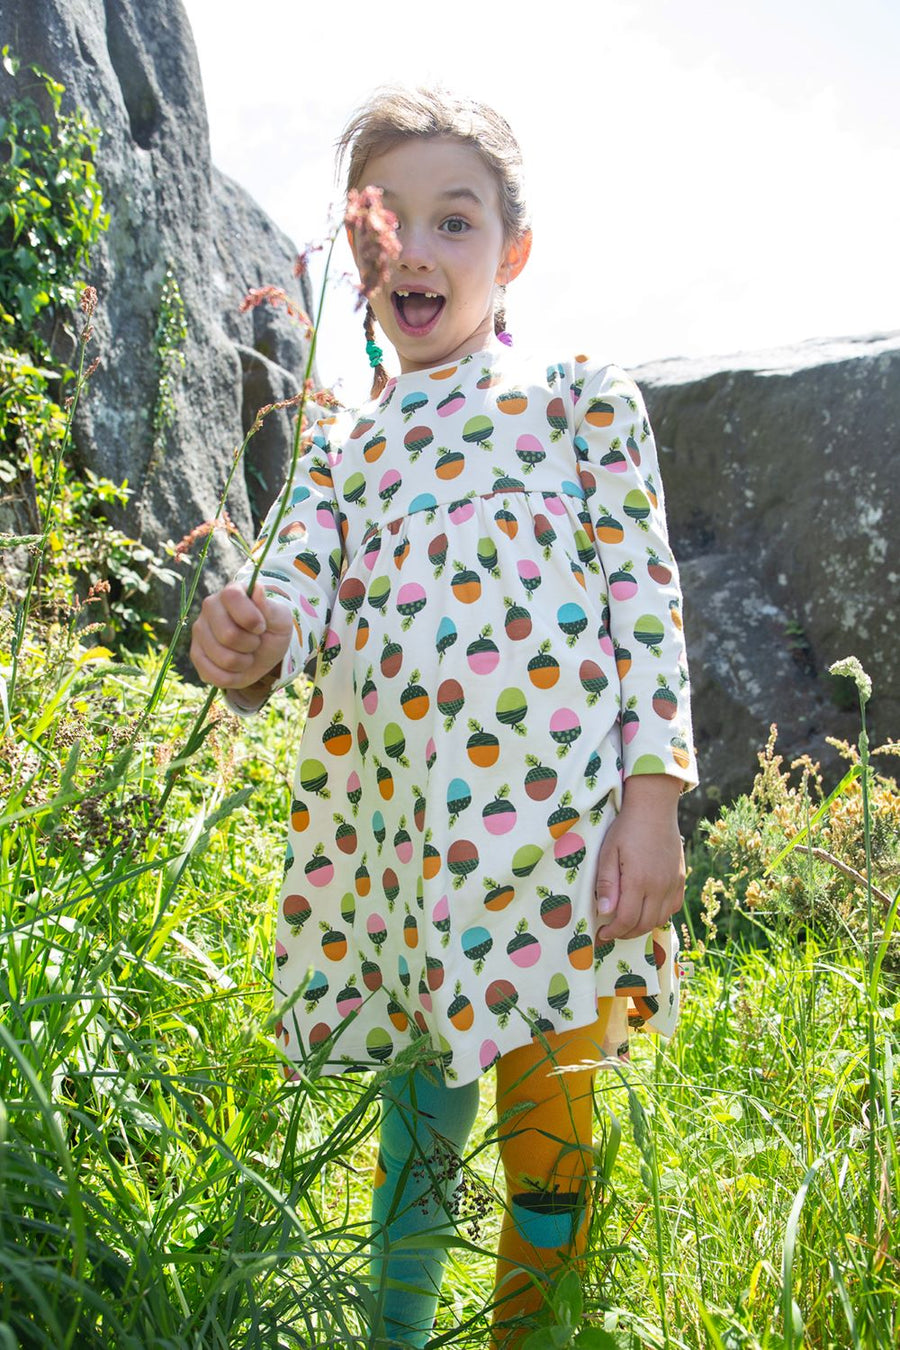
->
<box><xmin>593</xmin><ymin>775</ymin><xmax>685</xmax><ymax>940</ymax></box>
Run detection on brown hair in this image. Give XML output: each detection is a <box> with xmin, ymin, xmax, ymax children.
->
<box><xmin>337</xmin><ymin>86</ymin><xmax>530</xmax><ymax>396</ymax></box>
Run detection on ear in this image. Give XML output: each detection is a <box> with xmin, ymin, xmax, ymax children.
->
<box><xmin>496</xmin><ymin>230</ymin><xmax>532</xmax><ymax>286</ymax></box>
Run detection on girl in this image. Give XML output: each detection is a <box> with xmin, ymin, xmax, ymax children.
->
<box><xmin>191</xmin><ymin>87</ymin><xmax>696</xmax><ymax>1349</ymax></box>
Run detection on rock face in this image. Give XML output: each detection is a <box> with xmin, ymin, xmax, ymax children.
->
<box><xmin>633</xmin><ymin>333</ymin><xmax>900</xmax><ymax>821</ymax></box>
<box><xmin>0</xmin><ymin>0</ymin><xmax>313</xmax><ymax>611</ymax></box>
<box><xmin>1</xmin><ymin>0</ymin><xmax>896</xmax><ymax>814</ymax></box>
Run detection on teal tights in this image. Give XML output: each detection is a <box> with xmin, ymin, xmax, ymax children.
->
<box><xmin>370</xmin><ymin>1069</ymin><xmax>480</xmax><ymax>1348</ymax></box>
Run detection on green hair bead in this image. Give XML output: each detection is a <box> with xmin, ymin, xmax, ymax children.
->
<box><xmin>366</xmin><ymin>338</ymin><xmax>383</xmax><ymax>369</ymax></box>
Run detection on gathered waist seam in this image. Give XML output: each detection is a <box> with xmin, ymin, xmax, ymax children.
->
<box><xmin>359</xmin><ymin>485</ymin><xmax>586</xmax><ymax>545</ymax></box>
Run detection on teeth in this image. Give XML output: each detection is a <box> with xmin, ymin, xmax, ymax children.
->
<box><xmin>395</xmin><ymin>290</ymin><xmax>440</xmax><ymax>298</ymax></box>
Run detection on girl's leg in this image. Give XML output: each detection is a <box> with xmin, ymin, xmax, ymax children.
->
<box><xmin>370</xmin><ymin>1067</ymin><xmax>480</xmax><ymax>1347</ymax></box>
<box><xmin>490</xmin><ymin>1000</ymin><xmax>614</xmax><ymax>1349</ymax></box>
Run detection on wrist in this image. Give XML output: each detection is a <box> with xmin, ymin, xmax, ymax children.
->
<box><xmin>621</xmin><ymin>772</ymin><xmax>682</xmax><ymax>811</ymax></box>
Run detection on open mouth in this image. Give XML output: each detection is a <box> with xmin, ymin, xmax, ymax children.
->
<box><xmin>392</xmin><ymin>289</ymin><xmax>445</xmax><ymax>335</ymax></box>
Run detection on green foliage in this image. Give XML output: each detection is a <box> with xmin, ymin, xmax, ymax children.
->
<box><xmin>0</xmin><ymin>45</ymin><xmax>108</xmax><ymax>338</ymax></box>
<box><xmin>0</xmin><ymin>53</ymin><xmax>173</xmax><ymax>647</ymax></box>
<box><xmin>151</xmin><ymin>262</ymin><xmax>188</xmax><ymax>458</ymax></box>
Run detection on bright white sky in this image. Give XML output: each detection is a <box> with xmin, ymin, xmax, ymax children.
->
<box><xmin>182</xmin><ymin>0</ymin><xmax>898</xmax><ymax>406</ymax></box>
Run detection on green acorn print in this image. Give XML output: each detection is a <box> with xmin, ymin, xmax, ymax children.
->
<box><xmin>299</xmin><ymin>758</ymin><xmax>329</xmax><ymax>798</ymax></box>
<box><xmin>547</xmin><ymin>972</ymin><xmax>573</xmax><ymax>1020</ymax></box>
<box><xmin>368</xmin><ymin>575</ymin><xmax>391</xmax><ymax>612</ymax></box>
<box><xmin>623</xmin><ymin>488</ymin><xmax>651</xmax><ymax>531</ymax></box>
<box><xmin>343</xmin><ymin>471</ymin><xmax>366</xmax><ymax>506</ymax></box>
<box><xmin>496</xmin><ymin>686</ymin><xmax>528</xmax><ymax>736</ymax></box>
<box><xmin>633</xmin><ymin>613</ymin><xmax>665</xmax><ymax>657</ymax></box>
<box><xmin>366</xmin><ymin>1026</ymin><xmax>393</xmax><ymax>1064</ymax></box>
<box><xmin>340</xmin><ymin>892</ymin><xmax>356</xmax><ymax>926</ymax></box>
<box><xmin>572</xmin><ymin>527</ymin><xmax>597</xmax><ymax>567</ymax></box>
<box><xmin>512</xmin><ymin>843</ymin><xmax>543</xmax><ymax>878</ymax></box>
<box><xmin>477</xmin><ymin>536</ymin><xmax>500</xmax><ymax>575</ymax></box>
<box><xmin>383</xmin><ymin>722</ymin><xmax>409</xmax><ymax>768</ymax></box>
<box><xmin>463</xmin><ymin>414</ymin><xmax>494</xmax><ymax>449</ymax></box>
<box><xmin>503</xmin><ymin>596</ymin><xmax>532</xmax><ymax>642</ymax></box>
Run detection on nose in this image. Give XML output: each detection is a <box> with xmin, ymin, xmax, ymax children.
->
<box><xmin>397</xmin><ymin>224</ymin><xmax>435</xmax><ymax>272</ymax></box>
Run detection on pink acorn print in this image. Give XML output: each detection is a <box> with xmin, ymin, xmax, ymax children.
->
<box><xmin>621</xmin><ymin>696</ymin><xmax>640</xmax><ymax>744</ymax></box>
<box><xmin>507</xmin><ymin>919</ymin><xmax>541</xmax><ymax>968</ymax></box>
<box><xmin>609</xmin><ymin>562</ymin><xmax>638</xmax><ymax>601</ymax></box>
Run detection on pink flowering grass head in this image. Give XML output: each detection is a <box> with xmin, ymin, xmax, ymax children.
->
<box><xmin>344</xmin><ymin>186</ymin><xmax>401</xmax><ymax>309</ymax></box>
<box><xmin>239</xmin><ymin>285</ymin><xmax>313</xmax><ymax>337</ymax></box>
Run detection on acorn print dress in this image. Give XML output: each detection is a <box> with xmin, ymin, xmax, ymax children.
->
<box><xmin>235</xmin><ymin>339</ymin><xmax>697</xmax><ymax>1086</ymax></box>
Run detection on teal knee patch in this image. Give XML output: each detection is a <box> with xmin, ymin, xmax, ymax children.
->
<box><xmin>511</xmin><ymin>1190</ymin><xmax>582</xmax><ymax>1250</ymax></box>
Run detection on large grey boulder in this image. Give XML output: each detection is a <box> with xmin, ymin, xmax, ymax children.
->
<box><xmin>0</xmin><ymin>0</ymin><xmax>313</xmax><ymax>611</ymax></box>
<box><xmin>634</xmin><ymin>333</ymin><xmax>900</xmax><ymax>820</ymax></box>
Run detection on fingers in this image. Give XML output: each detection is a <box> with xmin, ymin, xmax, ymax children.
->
<box><xmin>190</xmin><ymin>582</ymin><xmax>289</xmax><ymax>689</ymax></box>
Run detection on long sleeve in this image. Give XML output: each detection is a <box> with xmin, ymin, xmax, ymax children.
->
<box><xmin>573</xmin><ymin>362</ymin><xmax>697</xmax><ymax>789</ymax></box>
<box><xmin>230</xmin><ymin>417</ymin><xmax>346</xmax><ymax>708</ymax></box>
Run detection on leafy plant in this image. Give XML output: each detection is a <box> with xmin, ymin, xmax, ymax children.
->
<box><xmin>0</xmin><ymin>46</ymin><xmax>108</xmax><ymax>338</ymax></box>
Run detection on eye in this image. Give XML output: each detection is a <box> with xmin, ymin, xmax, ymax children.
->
<box><xmin>441</xmin><ymin>216</ymin><xmax>469</xmax><ymax>235</ymax></box>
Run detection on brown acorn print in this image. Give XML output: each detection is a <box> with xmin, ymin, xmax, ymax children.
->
<box><xmin>503</xmin><ymin>596</ymin><xmax>532</xmax><ymax>641</ymax></box>
<box><xmin>652</xmin><ymin>676</ymin><xmax>678</xmax><ymax>720</ymax></box>
<box><xmin>380</xmin><ymin>635</ymin><xmax>403</xmax><ymax>679</ymax></box>
<box><xmin>524</xmin><ymin>755</ymin><xmax>558</xmax><ymax>801</ymax></box>
<box><xmin>333</xmin><ymin>814</ymin><xmax>358</xmax><ymax>855</ymax></box>
<box><xmin>538</xmin><ymin>886</ymin><xmax>572</xmax><ymax>930</ymax></box>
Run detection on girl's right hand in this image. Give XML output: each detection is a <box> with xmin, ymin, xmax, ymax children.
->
<box><xmin>190</xmin><ymin>582</ymin><xmax>292</xmax><ymax>692</ymax></box>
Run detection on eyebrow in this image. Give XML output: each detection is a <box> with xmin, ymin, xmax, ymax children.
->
<box><xmin>379</xmin><ymin>187</ymin><xmax>484</xmax><ymax>208</ymax></box>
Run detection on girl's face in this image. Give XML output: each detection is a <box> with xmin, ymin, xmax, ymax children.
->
<box><xmin>352</xmin><ymin>137</ymin><xmax>530</xmax><ymax>374</ymax></box>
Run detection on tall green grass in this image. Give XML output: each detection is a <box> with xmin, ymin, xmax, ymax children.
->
<box><xmin>2</xmin><ymin>253</ymin><xmax>897</xmax><ymax>1350</ymax></box>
